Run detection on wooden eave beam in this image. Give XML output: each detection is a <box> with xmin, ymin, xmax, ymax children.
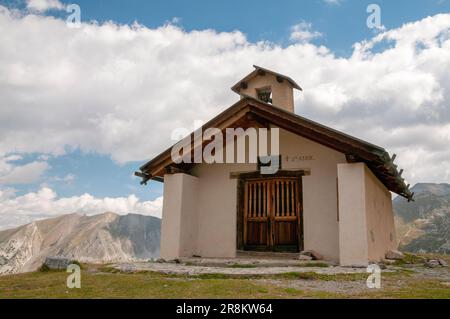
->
<box><xmin>134</xmin><ymin>171</ymin><xmax>164</xmax><ymax>184</ymax></box>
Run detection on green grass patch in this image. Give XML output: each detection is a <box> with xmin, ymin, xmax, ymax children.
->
<box><xmin>275</xmin><ymin>272</ymin><xmax>369</xmax><ymax>281</ymax></box>
<box><xmin>301</xmin><ymin>262</ymin><xmax>330</xmax><ymax>268</ymax></box>
<box><xmin>393</xmin><ymin>253</ymin><xmax>426</xmax><ymax>266</ymax></box>
<box><xmin>2</xmin><ymin>263</ymin><xmax>445</xmax><ymax>299</ymax></box>
<box><xmin>191</xmin><ymin>271</ymin><xmax>369</xmax><ymax>281</ymax></box>
<box><xmin>0</xmin><ymin>268</ymin><xmax>339</xmax><ymax>299</ymax></box>
<box><xmin>228</xmin><ymin>263</ymin><xmax>258</xmax><ymax>268</ymax></box>
<box><xmin>354</xmin><ymin>279</ymin><xmax>450</xmax><ymax>299</ymax></box>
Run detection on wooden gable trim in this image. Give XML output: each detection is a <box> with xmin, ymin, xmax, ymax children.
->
<box><xmin>139</xmin><ymin>100</ymin><xmax>252</xmax><ymax>176</ymax></box>
<box><xmin>246</xmin><ymin>103</ymin><xmax>382</xmax><ymax>162</ymax></box>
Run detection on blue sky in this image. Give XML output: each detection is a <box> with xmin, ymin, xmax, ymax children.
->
<box><xmin>4</xmin><ymin>0</ymin><xmax>450</xmax><ymax>54</ymax></box>
<box><xmin>0</xmin><ymin>0</ymin><xmax>450</xmax><ymax>228</ymax></box>
<box><xmin>72</xmin><ymin>0</ymin><xmax>447</xmax><ymax>55</ymax></box>
<box><xmin>4</xmin><ymin>0</ymin><xmax>448</xmax><ymax>198</ymax></box>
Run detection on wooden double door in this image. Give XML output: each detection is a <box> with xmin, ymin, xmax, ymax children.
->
<box><xmin>243</xmin><ymin>177</ymin><xmax>302</xmax><ymax>252</ymax></box>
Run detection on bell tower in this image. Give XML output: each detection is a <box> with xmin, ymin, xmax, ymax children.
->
<box><xmin>231</xmin><ymin>65</ymin><xmax>302</xmax><ymax>113</ymax></box>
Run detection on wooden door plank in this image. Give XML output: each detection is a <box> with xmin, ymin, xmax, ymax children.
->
<box><xmin>244</xmin><ymin>182</ymin><xmax>248</xmax><ymax>246</ymax></box>
<box><xmin>291</xmin><ymin>181</ymin><xmax>295</xmax><ymax>217</ymax></box>
<box><xmin>275</xmin><ymin>180</ymin><xmax>279</xmax><ymax>217</ymax></box>
<box><xmin>281</xmin><ymin>180</ymin><xmax>285</xmax><ymax>217</ymax></box>
<box><xmin>297</xmin><ymin>178</ymin><xmax>303</xmax><ymax>251</ymax></box>
<box><xmin>267</xmin><ymin>180</ymin><xmax>270</xmax><ymax>248</ymax></box>
<box><xmin>258</xmin><ymin>182</ymin><xmax>262</xmax><ymax>218</ymax></box>
<box><xmin>252</xmin><ymin>183</ymin><xmax>256</xmax><ymax>218</ymax></box>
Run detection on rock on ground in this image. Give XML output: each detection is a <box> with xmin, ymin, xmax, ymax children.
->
<box><xmin>300</xmin><ymin>250</ymin><xmax>323</xmax><ymax>260</ymax></box>
<box><xmin>298</xmin><ymin>255</ymin><xmax>313</xmax><ymax>261</ymax></box>
<box><xmin>425</xmin><ymin>260</ymin><xmax>441</xmax><ymax>268</ymax></box>
<box><xmin>43</xmin><ymin>257</ymin><xmax>75</xmax><ymax>270</ymax></box>
<box><xmin>438</xmin><ymin>259</ymin><xmax>448</xmax><ymax>267</ymax></box>
<box><xmin>385</xmin><ymin>250</ymin><xmax>405</xmax><ymax>260</ymax></box>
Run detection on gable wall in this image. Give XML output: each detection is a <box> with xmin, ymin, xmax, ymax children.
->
<box><xmin>189</xmin><ymin>128</ymin><xmax>346</xmax><ymax>261</ymax></box>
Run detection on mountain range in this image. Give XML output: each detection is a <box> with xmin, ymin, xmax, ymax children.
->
<box><xmin>394</xmin><ymin>183</ymin><xmax>450</xmax><ymax>254</ymax></box>
<box><xmin>0</xmin><ymin>212</ymin><xmax>160</xmax><ymax>275</ymax></box>
<box><xmin>1</xmin><ymin>182</ymin><xmax>448</xmax><ymax>275</ymax></box>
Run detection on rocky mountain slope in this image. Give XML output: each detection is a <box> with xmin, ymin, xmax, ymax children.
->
<box><xmin>0</xmin><ymin>212</ymin><xmax>160</xmax><ymax>275</ymax></box>
<box><xmin>394</xmin><ymin>183</ymin><xmax>450</xmax><ymax>254</ymax></box>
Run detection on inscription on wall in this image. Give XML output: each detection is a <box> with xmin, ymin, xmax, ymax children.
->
<box><xmin>284</xmin><ymin>155</ymin><xmax>315</xmax><ymax>162</ymax></box>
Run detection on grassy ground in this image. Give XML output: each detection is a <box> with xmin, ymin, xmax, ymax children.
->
<box><xmin>0</xmin><ymin>262</ymin><xmax>448</xmax><ymax>299</ymax></box>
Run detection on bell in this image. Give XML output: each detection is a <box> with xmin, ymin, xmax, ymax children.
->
<box><xmin>257</xmin><ymin>91</ymin><xmax>272</xmax><ymax>104</ymax></box>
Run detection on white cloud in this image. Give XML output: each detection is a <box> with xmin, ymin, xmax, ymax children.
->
<box><xmin>51</xmin><ymin>173</ymin><xmax>75</xmax><ymax>182</ymax></box>
<box><xmin>290</xmin><ymin>22</ymin><xmax>323</xmax><ymax>43</ymax></box>
<box><xmin>0</xmin><ymin>186</ymin><xmax>163</xmax><ymax>230</ymax></box>
<box><xmin>26</xmin><ymin>0</ymin><xmax>65</xmax><ymax>12</ymax></box>
<box><xmin>0</xmin><ymin>155</ymin><xmax>49</xmax><ymax>184</ymax></box>
<box><xmin>323</xmin><ymin>0</ymin><xmax>342</xmax><ymax>5</ymax></box>
<box><xmin>41</xmin><ymin>173</ymin><xmax>76</xmax><ymax>187</ymax></box>
<box><xmin>0</xmin><ymin>6</ymin><xmax>450</xmax><ymax>187</ymax></box>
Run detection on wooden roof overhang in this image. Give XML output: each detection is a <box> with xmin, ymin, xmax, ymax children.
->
<box><xmin>136</xmin><ymin>96</ymin><xmax>413</xmax><ymax>201</ymax></box>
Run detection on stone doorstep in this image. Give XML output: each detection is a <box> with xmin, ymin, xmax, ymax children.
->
<box><xmin>113</xmin><ymin>261</ymin><xmax>370</xmax><ymax>276</ymax></box>
<box><xmin>236</xmin><ymin>250</ymin><xmax>301</xmax><ymax>259</ymax></box>
<box><xmin>177</xmin><ymin>256</ymin><xmax>334</xmax><ymax>268</ymax></box>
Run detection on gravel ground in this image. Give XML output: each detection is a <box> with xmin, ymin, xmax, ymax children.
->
<box><xmin>257</xmin><ymin>278</ymin><xmax>369</xmax><ymax>294</ymax></box>
<box><xmin>111</xmin><ymin>258</ymin><xmax>449</xmax><ymax>296</ymax></box>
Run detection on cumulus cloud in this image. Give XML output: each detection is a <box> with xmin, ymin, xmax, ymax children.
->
<box><xmin>290</xmin><ymin>22</ymin><xmax>322</xmax><ymax>43</ymax></box>
<box><xmin>0</xmin><ymin>6</ymin><xmax>450</xmax><ymax>187</ymax></box>
<box><xmin>26</xmin><ymin>0</ymin><xmax>65</xmax><ymax>12</ymax></box>
<box><xmin>0</xmin><ymin>186</ymin><xmax>163</xmax><ymax>230</ymax></box>
<box><xmin>0</xmin><ymin>155</ymin><xmax>49</xmax><ymax>184</ymax></box>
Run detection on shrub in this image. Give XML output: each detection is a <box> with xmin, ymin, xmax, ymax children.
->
<box><xmin>39</xmin><ymin>264</ymin><xmax>50</xmax><ymax>272</ymax></box>
<box><xmin>71</xmin><ymin>260</ymin><xmax>83</xmax><ymax>269</ymax></box>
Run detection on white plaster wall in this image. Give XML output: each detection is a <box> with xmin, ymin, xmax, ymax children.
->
<box><xmin>364</xmin><ymin>166</ymin><xmax>398</xmax><ymax>262</ymax></box>
<box><xmin>337</xmin><ymin>163</ymin><xmax>397</xmax><ymax>266</ymax></box>
<box><xmin>160</xmin><ymin>173</ymin><xmax>199</xmax><ymax>259</ymax></box>
<box><xmin>178</xmin><ymin>174</ymin><xmax>200</xmax><ymax>257</ymax></box>
<box><xmin>193</xmin><ymin>163</ymin><xmax>254</xmax><ymax>258</ymax></box>
<box><xmin>160</xmin><ymin>174</ymin><xmax>182</xmax><ymax>259</ymax></box>
<box><xmin>337</xmin><ymin>163</ymin><xmax>369</xmax><ymax>266</ymax></box>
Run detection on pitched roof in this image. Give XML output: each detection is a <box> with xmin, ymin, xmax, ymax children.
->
<box><xmin>231</xmin><ymin>65</ymin><xmax>302</xmax><ymax>93</ymax></box>
<box><xmin>136</xmin><ymin>96</ymin><xmax>413</xmax><ymax>201</ymax></box>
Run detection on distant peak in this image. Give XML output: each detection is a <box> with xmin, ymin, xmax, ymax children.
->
<box><xmin>411</xmin><ymin>183</ymin><xmax>450</xmax><ymax>196</ymax></box>
<box><xmin>102</xmin><ymin>211</ymin><xmax>119</xmax><ymax>216</ymax></box>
